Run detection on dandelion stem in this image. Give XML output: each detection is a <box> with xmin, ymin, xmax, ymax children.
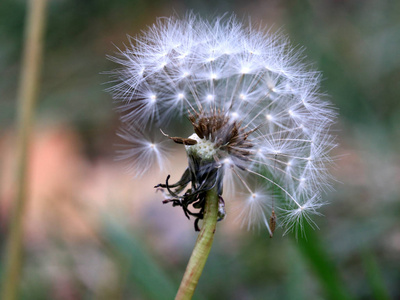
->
<box><xmin>175</xmin><ymin>188</ymin><xmax>219</xmax><ymax>300</ymax></box>
<box><xmin>1</xmin><ymin>0</ymin><xmax>48</xmax><ymax>299</ymax></box>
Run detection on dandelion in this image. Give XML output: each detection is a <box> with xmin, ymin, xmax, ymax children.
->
<box><xmin>108</xmin><ymin>14</ymin><xmax>336</xmax><ymax>234</ymax></box>
<box><xmin>107</xmin><ymin>13</ymin><xmax>336</xmax><ymax>298</ymax></box>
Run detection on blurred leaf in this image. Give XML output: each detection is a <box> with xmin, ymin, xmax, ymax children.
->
<box><xmin>295</xmin><ymin>223</ymin><xmax>353</xmax><ymax>300</ymax></box>
<box><xmin>362</xmin><ymin>249</ymin><xmax>391</xmax><ymax>300</ymax></box>
<box><xmin>285</xmin><ymin>245</ymin><xmax>306</xmax><ymax>300</ymax></box>
<box><xmin>102</xmin><ymin>221</ymin><xmax>176</xmax><ymax>300</ymax></box>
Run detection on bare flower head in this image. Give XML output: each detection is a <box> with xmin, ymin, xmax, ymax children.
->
<box><xmin>107</xmin><ymin>14</ymin><xmax>337</xmax><ymax>236</ymax></box>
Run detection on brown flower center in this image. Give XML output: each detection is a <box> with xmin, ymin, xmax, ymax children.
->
<box><xmin>188</xmin><ymin>109</ymin><xmax>256</xmax><ymax>162</ymax></box>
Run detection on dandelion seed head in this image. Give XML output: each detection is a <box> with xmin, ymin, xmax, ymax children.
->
<box><xmin>107</xmin><ymin>13</ymin><xmax>337</xmax><ymax>236</ymax></box>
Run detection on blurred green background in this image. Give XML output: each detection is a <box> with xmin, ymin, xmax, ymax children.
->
<box><xmin>1</xmin><ymin>0</ymin><xmax>399</xmax><ymax>299</ymax></box>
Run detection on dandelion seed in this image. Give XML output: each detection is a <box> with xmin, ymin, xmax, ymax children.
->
<box><xmin>107</xmin><ymin>14</ymin><xmax>337</xmax><ymax>235</ymax></box>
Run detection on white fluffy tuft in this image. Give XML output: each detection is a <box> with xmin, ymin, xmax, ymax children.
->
<box><xmin>108</xmin><ymin>14</ymin><xmax>337</xmax><ymax>235</ymax></box>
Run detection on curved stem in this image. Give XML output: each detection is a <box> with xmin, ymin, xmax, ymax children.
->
<box><xmin>175</xmin><ymin>188</ymin><xmax>219</xmax><ymax>300</ymax></box>
<box><xmin>1</xmin><ymin>0</ymin><xmax>48</xmax><ymax>299</ymax></box>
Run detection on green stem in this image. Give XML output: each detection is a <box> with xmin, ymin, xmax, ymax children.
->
<box><xmin>175</xmin><ymin>188</ymin><xmax>219</xmax><ymax>300</ymax></box>
<box><xmin>1</xmin><ymin>0</ymin><xmax>48</xmax><ymax>299</ymax></box>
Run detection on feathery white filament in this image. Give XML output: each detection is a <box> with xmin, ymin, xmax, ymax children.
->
<box><xmin>108</xmin><ymin>14</ymin><xmax>337</xmax><ymax>235</ymax></box>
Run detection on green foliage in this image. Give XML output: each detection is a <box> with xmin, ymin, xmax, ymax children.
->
<box><xmin>295</xmin><ymin>224</ymin><xmax>353</xmax><ymax>300</ymax></box>
<box><xmin>362</xmin><ymin>249</ymin><xmax>391</xmax><ymax>300</ymax></box>
<box><xmin>102</xmin><ymin>222</ymin><xmax>177</xmax><ymax>300</ymax></box>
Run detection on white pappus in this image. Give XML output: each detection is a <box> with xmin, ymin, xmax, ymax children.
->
<box><xmin>107</xmin><ymin>14</ymin><xmax>337</xmax><ymax>237</ymax></box>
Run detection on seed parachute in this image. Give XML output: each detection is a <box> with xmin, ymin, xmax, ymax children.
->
<box><xmin>107</xmin><ymin>14</ymin><xmax>337</xmax><ymax>236</ymax></box>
